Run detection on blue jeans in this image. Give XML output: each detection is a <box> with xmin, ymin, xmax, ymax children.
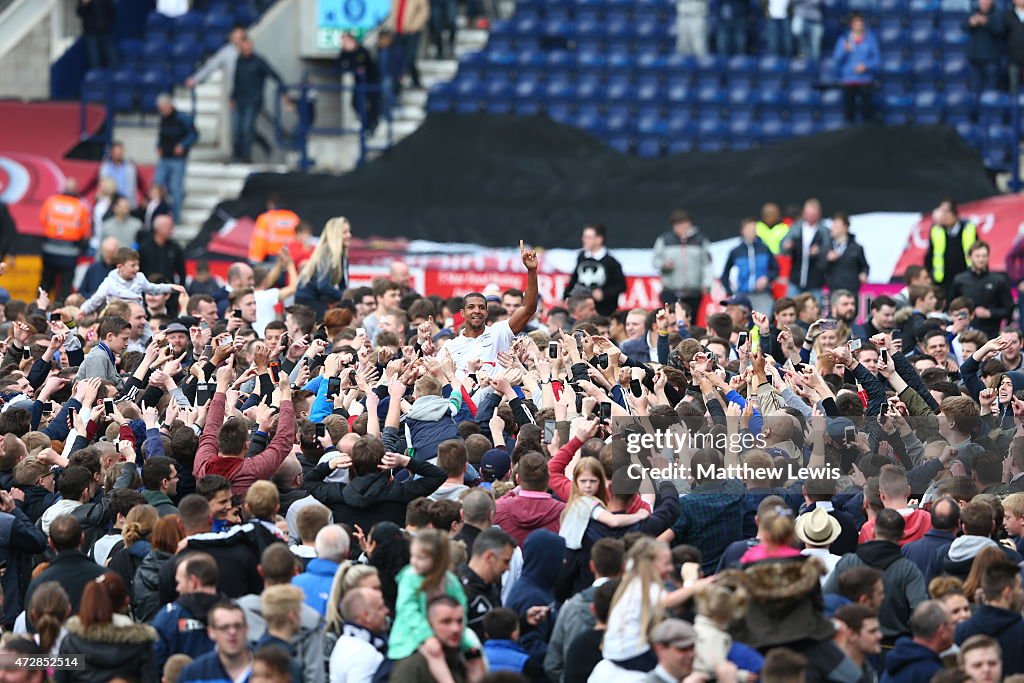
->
<box><xmin>429</xmin><ymin>0</ymin><xmax>457</xmax><ymax>56</ymax></box>
<box><xmin>394</xmin><ymin>32</ymin><xmax>423</xmax><ymax>87</ymax></box>
<box><xmin>83</xmin><ymin>33</ymin><xmax>117</xmax><ymax>69</ymax></box>
<box><xmin>716</xmin><ymin>19</ymin><xmax>747</xmax><ymax>55</ymax></box>
<box><xmin>969</xmin><ymin>60</ymin><xmax>1000</xmax><ymax>93</ymax></box>
<box><xmin>795</xmin><ymin>18</ymin><xmax>823</xmax><ymax>60</ymax></box>
<box><xmin>154</xmin><ymin>157</ymin><xmax>186</xmax><ymax>222</ymax></box>
<box><xmin>232</xmin><ymin>100</ymin><xmax>261</xmax><ymax>161</ymax></box>
<box><xmin>766</xmin><ymin>18</ymin><xmax>792</xmax><ymax>56</ymax></box>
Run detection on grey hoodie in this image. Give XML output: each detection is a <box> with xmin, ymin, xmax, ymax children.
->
<box><xmin>237</xmin><ymin>592</ymin><xmax>326</xmax><ymax>683</ymax></box>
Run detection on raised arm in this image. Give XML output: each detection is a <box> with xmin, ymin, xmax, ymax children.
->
<box><xmin>509</xmin><ymin>240</ymin><xmax>539</xmax><ymax>335</ymax></box>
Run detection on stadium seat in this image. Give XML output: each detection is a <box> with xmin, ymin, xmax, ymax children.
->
<box><xmin>81</xmin><ymin>69</ymin><xmax>110</xmax><ymax>103</ymax></box>
<box><xmin>109</xmin><ymin>69</ymin><xmax>137</xmax><ymax>111</ymax></box>
<box><xmin>666</xmin><ymin>79</ymin><xmax>693</xmax><ymax>104</ymax></box>
<box><xmin>727</xmin><ymin>55</ymin><xmax>757</xmax><ymax>75</ymax></box>
<box><xmin>117</xmin><ymin>39</ymin><xmax>144</xmax><ymax>65</ymax></box>
<box><xmin>668</xmin><ymin>112</ymin><xmax>695</xmax><ymax>136</ymax></box>
<box><xmin>913</xmin><ymin>91</ymin><xmax>943</xmax><ymax>124</ymax></box>
<box><xmin>635</xmin><ymin>137</ymin><xmax>663</xmax><ymax>158</ymax></box>
<box><xmin>788</xmin><ymin>86</ymin><xmax>820</xmax><ymax>110</ymax></box>
<box><xmin>608</xmin><ymin>136</ymin><xmax>631</xmax><ymax>154</ymax></box>
<box><xmin>697</xmin><ymin>85</ymin><xmax>724</xmax><ymax>106</ymax></box>
<box><xmin>142</xmin><ymin>38</ymin><xmax>167</xmax><ymax>66</ymax></box>
<box><xmin>668</xmin><ymin>139</ymin><xmax>695</xmax><ymax>154</ymax></box>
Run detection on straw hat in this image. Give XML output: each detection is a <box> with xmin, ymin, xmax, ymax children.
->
<box><xmin>794</xmin><ymin>507</ymin><xmax>842</xmax><ymax>547</ymax></box>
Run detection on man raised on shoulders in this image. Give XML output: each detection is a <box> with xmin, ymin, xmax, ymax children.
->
<box><xmin>444</xmin><ymin>240</ymin><xmax>539</xmax><ymax>376</ymax></box>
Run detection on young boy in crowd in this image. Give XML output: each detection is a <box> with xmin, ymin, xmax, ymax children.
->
<box><xmin>482</xmin><ymin>607</ymin><xmax>532</xmax><ymax>676</ymax></box>
<box><xmin>1002</xmin><ymin>493</ymin><xmax>1024</xmax><ymax>555</ymax></box>
<box><xmin>80</xmin><ymin>247</ymin><xmax>185</xmax><ymax>318</ymax></box>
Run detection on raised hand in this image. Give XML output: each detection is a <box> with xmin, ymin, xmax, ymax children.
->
<box><xmin>520</xmin><ymin>239</ymin><xmax>539</xmax><ymax>271</ymax></box>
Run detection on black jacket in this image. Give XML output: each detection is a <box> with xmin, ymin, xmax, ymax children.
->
<box><xmin>0</xmin><ymin>507</ymin><xmax>48</xmax><ymax>627</ymax></box>
<box><xmin>56</xmin><ymin>616</ymin><xmax>158</xmax><ymax>683</ymax></box>
<box><xmin>1009</xmin><ymin>7</ymin><xmax>1024</xmax><ymax>65</ymax></box>
<box><xmin>25</xmin><ymin>550</ymin><xmax>106</xmax><ymax>621</ymax></box>
<box><xmin>76</xmin><ymin>0</ymin><xmax>115</xmax><ymax>34</ymax></box>
<box><xmin>137</xmin><ymin>234</ymin><xmax>187</xmax><ymax>286</ymax></box>
<box><xmin>302</xmin><ymin>456</ymin><xmax>446</xmax><ymax>529</ymax></box>
<box><xmin>0</xmin><ymin>202</ymin><xmax>15</xmax><ymax>261</ymax></box>
<box><xmin>955</xmin><ymin>605</ymin><xmax>1024</xmax><ymax>676</ymax></box>
<box><xmin>564</xmin><ymin>249</ymin><xmax>627</xmax><ymax>317</ymax></box>
<box><xmin>14</xmin><ymin>484</ymin><xmax>57</xmax><ymax>525</ymax></box>
<box><xmin>820</xmin><ymin>234</ymin><xmax>869</xmax><ymax>294</ymax></box>
<box><xmin>458</xmin><ymin>564</ymin><xmax>501</xmax><ymax>643</ymax></box>
<box><xmin>339</xmin><ymin>45</ymin><xmax>381</xmax><ymax>83</ymax></box>
<box><xmin>132</xmin><ymin>549</ymin><xmax>174</xmax><ymax>623</ymax></box>
<box><xmin>232</xmin><ymin>53</ymin><xmax>283</xmax><ymax>105</ymax></box>
<box><xmin>949</xmin><ymin>268</ymin><xmax>1014</xmax><ymax>338</ymax></box>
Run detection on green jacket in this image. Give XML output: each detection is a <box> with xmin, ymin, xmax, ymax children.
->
<box><xmin>387</xmin><ymin>566</ymin><xmax>478</xmax><ymax>660</ymax></box>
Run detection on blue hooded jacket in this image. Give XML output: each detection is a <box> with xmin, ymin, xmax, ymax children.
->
<box><xmin>956</xmin><ymin>605</ymin><xmax>1024</xmax><ymax>676</ymax></box>
<box><xmin>833</xmin><ymin>29</ymin><xmax>880</xmax><ymax>85</ymax></box>
<box><xmin>504</xmin><ymin>530</ymin><xmax>567</xmax><ymax>668</ymax></box>
<box><xmin>880</xmin><ymin>637</ymin><xmax>942</xmax><ymax>683</ymax></box>
<box><xmin>292</xmin><ymin>557</ymin><xmax>341</xmax><ymax>616</ymax></box>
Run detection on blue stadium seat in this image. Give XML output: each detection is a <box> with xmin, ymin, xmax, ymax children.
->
<box><xmin>727</xmin><ymin>55</ymin><xmax>756</xmax><ymax>75</ymax></box>
<box><xmin>203</xmin><ymin>10</ymin><xmax>233</xmax><ymax>34</ymax></box>
<box><xmin>547</xmin><ymin>104</ymin><xmax>573</xmax><ymax>124</ymax></box>
<box><xmin>608</xmin><ymin>136</ymin><xmax>631</xmax><ymax>154</ymax></box>
<box><xmin>574</xmin><ymin>78</ymin><xmax>603</xmax><ymax>101</ymax></box>
<box><xmin>668</xmin><ymin>139</ymin><xmax>695</xmax><ymax>154</ymax></box>
<box><xmin>145</xmin><ymin>11</ymin><xmax>173</xmax><ymax>34</ymax></box>
<box><xmin>695</xmin><ymin>55</ymin><xmax>724</xmax><ymax>73</ymax></box>
<box><xmin>878</xmin><ymin>0</ymin><xmax>908</xmax><ymax>15</ymax></box>
<box><xmin>636</xmin><ymin>113</ymin><xmax>667</xmax><ymax>135</ymax></box>
<box><xmin>757</xmin><ymin>55</ymin><xmax>788</xmax><ymax>76</ymax></box>
<box><xmin>606</xmin><ymin>109</ymin><xmax>631</xmax><ymax>133</ymax></box>
<box><xmin>979</xmin><ymin>89</ymin><xmax>1010</xmax><ymax>123</ymax></box>
<box><xmin>576</xmin><ymin>50</ymin><xmax>606</xmax><ymax>69</ymax></box>
<box><xmin>636</xmin><ymin>52</ymin><xmax>667</xmax><ymax>74</ymax></box>
<box><xmin>882</xmin><ymin>57</ymin><xmax>910</xmax><ymax>81</ymax></box>
<box><xmin>941</xmin><ymin>56</ymin><xmax>969</xmax><ymax>84</ymax></box>
<box><xmin>908</xmin><ymin>27</ymin><xmax>938</xmax><ymax>49</ymax></box>
<box><xmin>788</xmin><ymin>58</ymin><xmax>818</xmax><ymax>87</ymax></box>
<box><xmin>821</xmin><ymin>112</ymin><xmax>846</xmax><ymax>130</ymax></box>
<box><xmin>728</xmin><ymin>118</ymin><xmax>759</xmax><ymax>146</ymax></box>
<box><xmin>139</xmin><ymin>69</ymin><xmax>170</xmax><ymax>110</ymax></box>
<box><xmin>698</xmin><ymin>118</ymin><xmax>725</xmax><ymax>139</ymax></box>
<box><xmin>668</xmin><ymin>112</ymin><xmax>695</xmax><ymax>136</ymax></box>
<box><xmin>910</xmin><ymin>57</ymin><xmax>940</xmax><ymax>83</ymax></box>
<box><xmin>636</xmin><ymin>137</ymin><xmax>663</xmax><ymax>158</ymax></box>
<box><xmin>81</xmin><ymin>69</ymin><xmax>110</xmax><ymax>103</ymax></box>
<box><xmin>109</xmin><ymin>68</ymin><xmax>137</xmax><ymax>111</ymax></box>
<box><xmin>171</xmin><ymin>42</ymin><xmax>203</xmax><ymax>65</ymax></box>
<box><xmin>757</xmin><ymin>89</ymin><xmax>785</xmax><ymax>107</ymax></box>
<box><xmin>666</xmin><ymin>53</ymin><xmax>697</xmax><ymax>75</ymax></box>
<box><xmin>697</xmin><ymin>85</ymin><xmax>724</xmax><ymax>106</ymax></box>
<box><xmin>607</xmin><ymin>50</ymin><xmax>633</xmax><ymax>70</ymax></box>
<box><xmin>878</xmin><ymin>26</ymin><xmax>906</xmax><ymax>47</ymax></box>
<box><xmin>516</xmin><ymin>49</ymin><xmax>546</xmax><ymax>74</ymax></box>
<box><xmin>982</xmin><ymin>148</ymin><xmax>1011</xmax><ymax>172</ymax></box>
<box><xmin>821</xmin><ymin>89</ymin><xmax>843</xmax><ymax>111</ymax></box>
<box><xmin>576</xmin><ymin>18</ymin><xmax>604</xmax><ymax>39</ymax></box>
<box><xmin>789</xmin><ymin>86</ymin><xmax>820</xmax><ymax>110</ymax></box>
<box><xmin>606</xmin><ymin>79</ymin><xmax>631</xmax><ymax>103</ymax></box>
<box><xmin>117</xmin><ymin>39</ymin><xmax>144</xmax><ymax>65</ymax></box>
<box><xmin>142</xmin><ymin>38</ymin><xmax>167</xmax><ymax>66</ymax></box>
<box><xmin>545</xmin><ymin>50</ymin><xmax>573</xmax><ymax>70</ymax></box>
<box><xmin>636</xmin><ymin>77</ymin><xmax>662</xmax><ymax>103</ymax></box>
<box><xmin>666</xmin><ymin>79</ymin><xmax>693</xmax><ymax>104</ymax></box>
<box><xmin>634</xmin><ymin>20</ymin><xmax>665</xmax><ymax>41</ymax></box>
<box><xmin>544</xmin><ymin>78</ymin><xmax>573</xmax><ymax>101</ymax></box>
<box><xmin>913</xmin><ymin>91</ymin><xmax>942</xmax><ymax>124</ymax></box>
<box><xmin>791</xmin><ymin>118</ymin><xmax>816</xmax><ymax>137</ymax></box>
<box><xmin>426</xmin><ymin>95</ymin><xmax>452</xmax><ymax>113</ymax></box>
<box><xmin>760</xmin><ymin>117</ymin><xmax>791</xmax><ymax>142</ymax></box>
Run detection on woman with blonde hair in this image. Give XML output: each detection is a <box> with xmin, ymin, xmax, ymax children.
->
<box><xmin>323</xmin><ymin>562</ymin><xmax>383</xmax><ymax>657</ymax></box>
<box><xmin>107</xmin><ymin>504</ymin><xmax>159</xmax><ymax>590</ymax></box>
<box><xmin>603</xmin><ymin>537</ymin><xmax>709</xmax><ymax>671</ymax></box>
<box><xmin>295</xmin><ymin>217</ymin><xmax>351</xmax><ymax>317</ymax></box>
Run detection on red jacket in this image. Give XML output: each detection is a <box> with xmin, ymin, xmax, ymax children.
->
<box><xmin>193</xmin><ymin>392</ymin><xmax>296</xmax><ymax>499</ymax></box>
<box><xmin>548</xmin><ymin>437</ymin><xmax>652</xmax><ymax>515</ymax></box>
<box><xmin>857</xmin><ymin>508</ymin><xmax>932</xmax><ymax>546</ymax></box>
<box><xmin>494</xmin><ymin>490</ymin><xmax>564</xmax><ymax>546</ymax></box>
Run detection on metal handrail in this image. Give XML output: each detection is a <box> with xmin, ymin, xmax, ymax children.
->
<box><xmin>274</xmin><ymin>67</ymin><xmax>395</xmax><ymax>170</ymax></box>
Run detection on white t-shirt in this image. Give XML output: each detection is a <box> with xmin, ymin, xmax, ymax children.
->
<box><xmin>588</xmin><ymin>659</ymin><xmax>648</xmax><ymax>683</ymax></box>
<box><xmin>602</xmin><ymin>579</ymin><xmax>665</xmax><ymax>661</ymax></box>
<box><xmin>443</xmin><ymin>320</ymin><xmax>515</xmax><ymax>376</ymax></box>
<box><xmin>560</xmin><ymin>496</ymin><xmax>604</xmax><ymax>550</ymax></box>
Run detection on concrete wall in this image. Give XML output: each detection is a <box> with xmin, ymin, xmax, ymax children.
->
<box><xmin>0</xmin><ymin>15</ymin><xmax>51</xmax><ymax>99</ymax></box>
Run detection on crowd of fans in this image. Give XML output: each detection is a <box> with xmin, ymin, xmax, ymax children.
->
<box><xmin>2</xmin><ymin>195</ymin><xmax>1024</xmax><ymax>683</ymax></box>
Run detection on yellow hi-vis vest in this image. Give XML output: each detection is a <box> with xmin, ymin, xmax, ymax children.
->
<box><xmin>756</xmin><ymin>221</ymin><xmax>789</xmax><ymax>255</ymax></box>
<box><xmin>930</xmin><ymin>222</ymin><xmax>977</xmax><ymax>283</ymax></box>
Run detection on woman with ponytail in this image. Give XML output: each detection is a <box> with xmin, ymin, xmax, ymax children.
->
<box><xmin>57</xmin><ymin>572</ymin><xmax>158</xmax><ymax>683</ymax></box>
<box><xmin>323</xmin><ymin>562</ymin><xmax>383</xmax><ymax>668</ymax></box>
<box><xmin>27</xmin><ymin>582</ymin><xmax>71</xmax><ymax>655</ymax></box>
<box><xmin>107</xmin><ymin>504</ymin><xmax>159</xmax><ymax>591</ymax></box>
<box><xmin>294</xmin><ymin>216</ymin><xmax>351</xmax><ymax>317</ymax></box>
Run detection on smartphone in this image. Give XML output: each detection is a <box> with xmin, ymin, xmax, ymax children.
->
<box><xmin>750</xmin><ymin>326</ymin><xmax>760</xmax><ymax>348</ymax></box>
<box><xmin>328</xmin><ymin>376</ymin><xmax>342</xmax><ymax>397</ymax></box>
<box><xmin>597</xmin><ymin>353</ymin><xmax>609</xmax><ymax>369</ymax></box>
<box><xmin>572</xmin><ymin>330</ymin><xmax>585</xmax><ymax>350</ymax></box>
<box><xmin>349</xmin><ymin>369</ymin><xmax>357</xmax><ymax>384</ymax></box>
<box><xmin>200</xmin><ymin>320</ymin><xmax>210</xmax><ymax>331</ymax></box>
<box><xmin>316</xmin><ymin>422</ymin><xmax>326</xmax><ymax>438</ymax></box>
<box><xmin>195</xmin><ymin>382</ymin><xmax>209</xmax><ymax>407</ymax></box>
<box><xmin>103</xmin><ymin>398</ymin><xmax>114</xmax><ymax>416</ymax></box>
<box><xmin>820</xmin><ymin>319</ymin><xmax>839</xmax><ymax>331</ymax></box>
<box><xmin>844</xmin><ymin>425</ymin><xmax>856</xmax><ymax>443</ymax></box>
<box><xmin>21</xmin><ymin>347</ymin><xmax>29</xmax><ymax>360</ymax></box>
<box><xmin>880</xmin><ymin>402</ymin><xmax>887</xmax><ymax>419</ymax></box>
<box><xmin>737</xmin><ymin>331</ymin><xmax>748</xmax><ymax>348</ymax></box>
<box><xmin>548</xmin><ymin>341</ymin><xmax>559</xmax><ymax>359</ymax></box>
<box><xmin>880</xmin><ymin>348</ymin><xmax>889</xmax><ymax>365</ymax></box>
<box><xmin>50</xmin><ymin>401</ymin><xmax>59</xmax><ymax>415</ymax></box>
<box><xmin>543</xmin><ymin>419</ymin><xmax>556</xmax><ymax>444</ymax></box>
<box><xmin>68</xmin><ymin>407</ymin><xmax>76</xmax><ymax>424</ymax></box>
<box><xmin>630</xmin><ymin>378</ymin><xmax>642</xmax><ymax>397</ymax></box>
<box><xmin>268</xmin><ymin>361</ymin><xmax>280</xmax><ymax>378</ymax></box>
<box><xmin>795</xmin><ymin>362</ymin><xmax>808</xmax><ymax>372</ymax></box>
<box><xmin>203</xmin><ymin>344</ymin><xmax>213</xmax><ymax>358</ymax></box>
<box><xmin>355</xmin><ymin>327</ymin><xmax>365</xmax><ymax>337</ymax></box>
<box><xmin>48</xmin><ymin>312</ymin><xmax>59</xmax><ymax>322</ymax></box>
<box><xmin>848</xmin><ymin>338</ymin><xmax>862</xmax><ymax>351</ymax></box>
<box><xmin>232</xmin><ymin>309</ymin><xmax>243</xmax><ymax>319</ymax></box>
<box><xmin>598</xmin><ymin>402</ymin><xmax>612</xmax><ymax>421</ymax></box>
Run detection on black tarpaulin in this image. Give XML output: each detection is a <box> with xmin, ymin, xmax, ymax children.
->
<box><xmin>188</xmin><ymin>114</ymin><xmax>996</xmax><ymax>253</ymax></box>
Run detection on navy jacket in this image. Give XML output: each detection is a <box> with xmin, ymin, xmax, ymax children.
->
<box><xmin>880</xmin><ymin>638</ymin><xmax>942</xmax><ymax>683</ymax></box>
<box><xmin>0</xmin><ymin>507</ymin><xmax>47</xmax><ymax>627</ymax></box>
<box><xmin>955</xmin><ymin>605</ymin><xmax>1024</xmax><ymax>676</ymax></box>
<box><xmin>152</xmin><ymin>592</ymin><xmax>222</xmax><ymax>670</ymax></box>
<box><xmin>721</xmin><ymin>238</ymin><xmax>778</xmax><ymax>296</ymax></box>
<box><xmin>504</xmin><ymin>530</ymin><xmax>567</xmax><ymax>671</ymax></box>
<box><xmin>177</xmin><ymin>648</ymin><xmax>248</xmax><ymax>683</ymax></box>
<box><xmin>901</xmin><ymin>529</ymin><xmax>955</xmax><ymax>583</ymax></box>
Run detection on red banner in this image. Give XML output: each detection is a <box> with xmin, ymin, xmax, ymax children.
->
<box><xmin>892</xmin><ymin>194</ymin><xmax>1024</xmax><ymax>278</ymax></box>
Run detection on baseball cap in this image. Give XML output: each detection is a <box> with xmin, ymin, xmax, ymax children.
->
<box><xmin>825</xmin><ymin>417</ymin><xmax>856</xmax><ymax>441</ymax></box>
<box><xmin>720</xmin><ymin>295</ymin><xmax>753</xmax><ymax>310</ymax></box>
<box><xmin>650</xmin><ymin>619</ymin><xmax>696</xmax><ymax>649</ymax></box>
<box><xmin>480</xmin><ymin>449</ymin><xmax>511</xmax><ymax>481</ymax></box>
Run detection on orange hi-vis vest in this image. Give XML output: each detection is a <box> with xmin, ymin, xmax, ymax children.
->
<box><xmin>249</xmin><ymin>209</ymin><xmax>300</xmax><ymax>263</ymax></box>
<box><xmin>40</xmin><ymin>194</ymin><xmax>91</xmax><ymax>242</ymax></box>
